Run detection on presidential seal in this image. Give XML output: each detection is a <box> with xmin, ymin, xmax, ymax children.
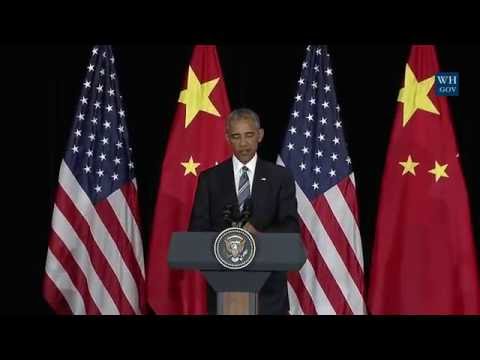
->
<box><xmin>214</xmin><ymin>227</ymin><xmax>256</xmax><ymax>270</ymax></box>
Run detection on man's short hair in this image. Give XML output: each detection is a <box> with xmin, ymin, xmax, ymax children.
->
<box><xmin>226</xmin><ymin>108</ymin><xmax>261</xmax><ymax>129</ymax></box>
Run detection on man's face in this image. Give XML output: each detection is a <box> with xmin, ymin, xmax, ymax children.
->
<box><xmin>226</xmin><ymin>117</ymin><xmax>264</xmax><ymax>164</ymax></box>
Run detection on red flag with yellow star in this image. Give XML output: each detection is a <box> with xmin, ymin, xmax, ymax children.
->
<box><xmin>146</xmin><ymin>45</ymin><xmax>231</xmax><ymax>314</ymax></box>
<box><xmin>368</xmin><ymin>45</ymin><xmax>480</xmax><ymax>314</ymax></box>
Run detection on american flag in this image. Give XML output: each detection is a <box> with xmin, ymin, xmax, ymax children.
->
<box><xmin>43</xmin><ymin>45</ymin><xmax>146</xmax><ymax>314</ymax></box>
<box><xmin>277</xmin><ymin>45</ymin><xmax>366</xmax><ymax>314</ymax></box>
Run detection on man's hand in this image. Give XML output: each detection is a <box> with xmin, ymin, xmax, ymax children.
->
<box><xmin>243</xmin><ymin>222</ymin><xmax>258</xmax><ymax>235</ymax></box>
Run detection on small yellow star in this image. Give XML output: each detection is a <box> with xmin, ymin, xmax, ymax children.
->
<box><xmin>428</xmin><ymin>161</ymin><xmax>449</xmax><ymax>182</ymax></box>
<box><xmin>399</xmin><ymin>155</ymin><xmax>420</xmax><ymax>176</ymax></box>
<box><xmin>181</xmin><ymin>156</ymin><xmax>201</xmax><ymax>176</ymax></box>
<box><xmin>397</xmin><ymin>64</ymin><xmax>439</xmax><ymax>127</ymax></box>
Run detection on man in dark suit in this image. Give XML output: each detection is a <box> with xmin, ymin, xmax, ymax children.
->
<box><xmin>189</xmin><ymin>108</ymin><xmax>299</xmax><ymax>315</ymax></box>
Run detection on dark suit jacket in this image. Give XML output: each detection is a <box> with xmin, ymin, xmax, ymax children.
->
<box><xmin>189</xmin><ymin>157</ymin><xmax>300</xmax><ymax>315</ymax></box>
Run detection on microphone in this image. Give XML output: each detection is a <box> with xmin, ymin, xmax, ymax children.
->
<box><xmin>223</xmin><ymin>204</ymin><xmax>234</xmax><ymax>228</ymax></box>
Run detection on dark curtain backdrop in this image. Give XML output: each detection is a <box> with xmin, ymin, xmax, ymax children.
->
<box><xmin>36</xmin><ymin>44</ymin><xmax>478</xmax><ymax>315</ymax></box>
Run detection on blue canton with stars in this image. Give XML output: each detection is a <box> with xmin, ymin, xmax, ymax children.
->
<box><xmin>280</xmin><ymin>45</ymin><xmax>352</xmax><ymax>200</ymax></box>
<box><xmin>64</xmin><ymin>45</ymin><xmax>135</xmax><ymax>204</ymax></box>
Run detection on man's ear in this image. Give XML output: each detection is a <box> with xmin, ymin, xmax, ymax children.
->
<box><xmin>258</xmin><ymin>128</ymin><xmax>264</xmax><ymax>143</ymax></box>
<box><xmin>225</xmin><ymin>132</ymin><xmax>231</xmax><ymax>144</ymax></box>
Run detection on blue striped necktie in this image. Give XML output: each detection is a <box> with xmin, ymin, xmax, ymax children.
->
<box><xmin>238</xmin><ymin>166</ymin><xmax>250</xmax><ymax>211</ymax></box>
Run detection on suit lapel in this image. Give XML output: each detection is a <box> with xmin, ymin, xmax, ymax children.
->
<box><xmin>220</xmin><ymin>158</ymin><xmax>238</xmax><ymax>209</ymax></box>
<box><xmin>251</xmin><ymin>158</ymin><xmax>268</xmax><ymax>217</ymax></box>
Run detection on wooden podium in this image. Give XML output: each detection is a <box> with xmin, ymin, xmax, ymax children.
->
<box><xmin>168</xmin><ymin>231</ymin><xmax>306</xmax><ymax>315</ymax></box>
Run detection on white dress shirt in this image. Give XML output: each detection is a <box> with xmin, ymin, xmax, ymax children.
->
<box><xmin>232</xmin><ymin>153</ymin><xmax>257</xmax><ymax>196</ymax></box>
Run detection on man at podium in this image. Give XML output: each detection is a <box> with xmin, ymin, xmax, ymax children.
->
<box><xmin>189</xmin><ymin>108</ymin><xmax>300</xmax><ymax>315</ymax></box>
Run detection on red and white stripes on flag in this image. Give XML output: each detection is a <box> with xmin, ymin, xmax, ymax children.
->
<box><xmin>277</xmin><ymin>45</ymin><xmax>366</xmax><ymax>315</ymax></box>
<box><xmin>45</xmin><ymin>45</ymin><xmax>145</xmax><ymax>315</ymax></box>
<box><xmin>44</xmin><ymin>161</ymin><xmax>146</xmax><ymax>314</ymax></box>
<box><xmin>279</xmin><ymin>158</ymin><xmax>366</xmax><ymax>315</ymax></box>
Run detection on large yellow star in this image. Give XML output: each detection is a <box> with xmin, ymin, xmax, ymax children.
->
<box><xmin>181</xmin><ymin>156</ymin><xmax>201</xmax><ymax>176</ymax></box>
<box><xmin>178</xmin><ymin>66</ymin><xmax>220</xmax><ymax>128</ymax></box>
<box><xmin>397</xmin><ymin>64</ymin><xmax>439</xmax><ymax>127</ymax></box>
<box><xmin>428</xmin><ymin>161</ymin><xmax>449</xmax><ymax>182</ymax></box>
<box><xmin>399</xmin><ymin>155</ymin><xmax>419</xmax><ymax>176</ymax></box>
